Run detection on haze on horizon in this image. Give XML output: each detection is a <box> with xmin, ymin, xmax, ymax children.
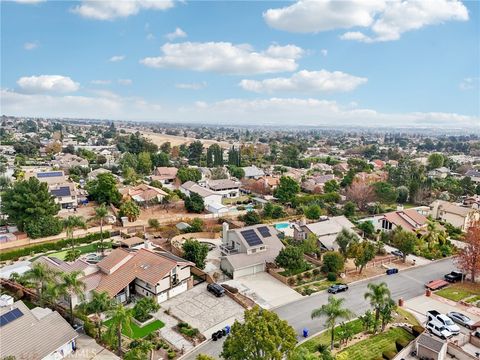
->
<box><xmin>1</xmin><ymin>0</ymin><xmax>479</xmax><ymax>129</ymax></box>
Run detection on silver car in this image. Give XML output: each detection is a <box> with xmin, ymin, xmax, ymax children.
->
<box><xmin>447</xmin><ymin>311</ymin><xmax>475</xmax><ymax>329</ymax></box>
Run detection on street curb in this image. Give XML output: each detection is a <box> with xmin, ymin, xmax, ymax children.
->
<box><xmin>177</xmin><ymin>339</ymin><xmax>211</xmax><ymax>360</ymax></box>
<box><xmin>271</xmin><ymin>257</ymin><xmax>454</xmax><ymax>312</ymax></box>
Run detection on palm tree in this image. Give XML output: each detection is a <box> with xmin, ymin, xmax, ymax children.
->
<box><xmin>380</xmin><ymin>298</ymin><xmax>396</xmax><ymax>331</ymax></box>
<box><xmin>60</xmin><ymin>271</ymin><xmax>86</xmax><ymax>325</ymax></box>
<box><xmin>63</xmin><ymin>216</ymin><xmax>86</xmax><ymax>261</ymax></box>
<box><xmin>88</xmin><ymin>291</ymin><xmax>113</xmax><ymax>340</ymax></box>
<box><xmin>107</xmin><ymin>304</ymin><xmax>133</xmax><ymax>356</ymax></box>
<box><xmin>22</xmin><ymin>262</ymin><xmax>56</xmax><ymax>303</ymax></box>
<box><xmin>364</xmin><ymin>282</ymin><xmax>391</xmax><ymax>332</ymax></box>
<box><xmin>421</xmin><ymin>220</ymin><xmax>439</xmax><ymax>250</ymax></box>
<box><xmin>94</xmin><ymin>204</ymin><xmax>108</xmax><ymax>256</ymax></box>
<box><xmin>311</xmin><ymin>295</ymin><xmax>353</xmax><ymax>350</ymax></box>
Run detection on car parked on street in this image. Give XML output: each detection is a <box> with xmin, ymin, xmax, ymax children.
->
<box><xmin>327</xmin><ymin>284</ymin><xmax>349</xmax><ymax>294</ymax></box>
<box><xmin>207</xmin><ymin>283</ymin><xmax>225</xmax><ymax>297</ymax></box>
<box><xmin>447</xmin><ymin>311</ymin><xmax>475</xmax><ymax>329</ymax></box>
<box><xmin>426</xmin><ymin>320</ymin><xmax>454</xmax><ymax>339</ymax></box>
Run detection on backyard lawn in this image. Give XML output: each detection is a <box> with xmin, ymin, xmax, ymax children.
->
<box><xmin>31</xmin><ymin>242</ymin><xmax>112</xmax><ymax>261</ymax></box>
<box><xmin>103</xmin><ymin>319</ymin><xmax>165</xmax><ymax>339</ymax></box>
<box><xmin>435</xmin><ymin>283</ymin><xmax>480</xmax><ymax>302</ymax></box>
<box><xmin>336</xmin><ymin>327</ymin><xmax>414</xmax><ymax>360</ymax></box>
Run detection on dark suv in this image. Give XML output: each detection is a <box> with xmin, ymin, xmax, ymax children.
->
<box><xmin>327</xmin><ymin>284</ymin><xmax>349</xmax><ymax>294</ymax></box>
<box><xmin>444</xmin><ymin>271</ymin><xmax>464</xmax><ymax>283</ymax></box>
<box><xmin>207</xmin><ymin>283</ymin><xmax>225</xmax><ymax>297</ymax></box>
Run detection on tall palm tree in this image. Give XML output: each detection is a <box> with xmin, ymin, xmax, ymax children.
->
<box><xmin>22</xmin><ymin>262</ymin><xmax>56</xmax><ymax>303</ymax></box>
<box><xmin>63</xmin><ymin>216</ymin><xmax>86</xmax><ymax>261</ymax></box>
<box><xmin>364</xmin><ymin>282</ymin><xmax>391</xmax><ymax>332</ymax></box>
<box><xmin>380</xmin><ymin>298</ymin><xmax>396</xmax><ymax>331</ymax></box>
<box><xmin>94</xmin><ymin>204</ymin><xmax>108</xmax><ymax>256</ymax></box>
<box><xmin>88</xmin><ymin>291</ymin><xmax>113</xmax><ymax>340</ymax></box>
<box><xmin>311</xmin><ymin>295</ymin><xmax>354</xmax><ymax>350</ymax></box>
<box><xmin>60</xmin><ymin>271</ymin><xmax>86</xmax><ymax>325</ymax></box>
<box><xmin>107</xmin><ymin>304</ymin><xmax>133</xmax><ymax>356</ymax></box>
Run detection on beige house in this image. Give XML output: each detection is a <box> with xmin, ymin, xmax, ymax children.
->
<box><xmin>430</xmin><ymin>200</ymin><xmax>480</xmax><ymax>231</ymax></box>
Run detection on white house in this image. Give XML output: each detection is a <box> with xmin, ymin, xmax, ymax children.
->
<box><xmin>180</xmin><ymin>181</ymin><xmax>223</xmax><ymax>208</ymax></box>
<box><xmin>206</xmin><ymin>179</ymin><xmax>241</xmax><ymax>198</ymax></box>
<box><xmin>242</xmin><ymin>165</ymin><xmax>265</xmax><ymax>179</ymax></box>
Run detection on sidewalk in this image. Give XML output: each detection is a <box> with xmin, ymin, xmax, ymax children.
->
<box><xmin>65</xmin><ymin>334</ymin><xmax>119</xmax><ymax>360</ymax></box>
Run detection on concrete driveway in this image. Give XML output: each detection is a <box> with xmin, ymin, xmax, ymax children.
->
<box><xmin>160</xmin><ymin>283</ymin><xmax>244</xmax><ymax>337</ymax></box>
<box><xmin>222</xmin><ymin>272</ymin><xmax>302</xmax><ymax>309</ymax></box>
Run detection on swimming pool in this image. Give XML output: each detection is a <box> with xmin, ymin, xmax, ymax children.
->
<box><xmin>274</xmin><ymin>223</ymin><xmax>290</xmax><ymax>230</ymax></box>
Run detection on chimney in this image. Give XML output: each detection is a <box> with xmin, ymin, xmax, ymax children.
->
<box><xmin>397</xmin><ymin>204</ymin><xmax>404</xmax><ymax>212</ymax></box>
<box><xmin>222</xmin><ymin>222</ymin><xmax>229</xmax><ymax>245</ymax></box>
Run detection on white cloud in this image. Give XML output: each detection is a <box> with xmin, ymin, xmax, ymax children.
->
<box><xmin>2</xmin><ymin>89</ymin><xmax>477</xmax><ymax>128</ymax></box>
<box><xmin>1</xmin><ymin>88</ymin><xmax>163</xmax><ymax>120</ymax></box>
<box><xmin>239</xmin><ymin>70</ymin><xmax>367</xmax><ymax>93</ymax></box>
<box><xmin>146</xmin><ymin>33</ymin><xmax>155</xmax><ymax>40</ymax></box>
<box><xmin>264</xmin><ymin>0</ymin><xmax>469</xmax><ymax>42</ymax></box>
<box><xmin>71</xmin><ymin>0</ymin><xmax>174</xmax><ymax>20</ymax></box>
<box><xmin>91</xmin><ymin>80</ymin><xmax>111</xmax><ymax>85</ymax></box>
<box><xmin>17</xmin><ymin>75</ymin><xmax>79</xmax><ymax>94</ymax></box>
<box><xmin>459</xmin><ymin>77</ymin><xmax>478</xmax><ymax>91</ymax></box>
<box><xmin>320</xmin><ymin>49</ymin><xmax>328</xmax><ymax>57</ymax></box>
<box><xmin>23</xmin><ymin>41</ymin><xmax>39</xmax><ymax>50</ymax></box>
<box><xmin>117</xmin><ymin>79</ymin><xmax>133</xmax><ymax>85</ymax></box>
<box><xmin>165</xmin><ymin>27</ymin><xmax>187</xmax><ymax>41</ymax></box>
<box><xmin>140</xmin><ymin>42</ymin><xmax>303</xmax><ymax>75</ymax></box>
<box><xmin>175</xmin><ymin>82</ymin><xmax>207</xmax><ymax>90</ymax></box>
<box><xmin>109</xmin><ymin>55</ymin><xmax>125</xmax><ymax>62</ymax></box>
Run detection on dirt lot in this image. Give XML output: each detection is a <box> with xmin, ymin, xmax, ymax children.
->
<box><xmin>133</xmin><ymin>130</ymin><xmax>232</xmax><ymax>149</ymax></box>
<box><xmin>342</xmin><ymin>257</ymin><xmax>411</xmax><ymax>283</ymax></box>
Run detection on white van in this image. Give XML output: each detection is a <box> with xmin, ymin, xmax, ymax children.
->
<box><xmin>426</xmin><ymin>320</ymin><xmax>453</xmax><ymax>339</ymax></box>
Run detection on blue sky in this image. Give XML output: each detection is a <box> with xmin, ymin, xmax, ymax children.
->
<box><xmin>1</xmin><ymin>0</ymin><xmax>479</xmax><ymax>128</ymax></box>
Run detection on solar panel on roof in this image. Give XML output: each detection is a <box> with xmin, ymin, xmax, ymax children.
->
<box><xmin>240</xmin><ymin>229</ymin><xmax>263</xmax><ymax>246</ymax></box>
<box><xmin>257</xmin><ymin>226</ymin><xmax>271</xmax><ymax>238</ymax></box>
<box><xmin>37</xmin><ymin>171</ymin><xmax>63</xmax><ymax>178</ymax></box>
<box><xmin>50</xmin><ymin>186</ymin><xmax>71</xmax><ymax>197</ymax></box>
<box><xmin>0</xmin><ymin>308</ymin><xmax>24</xmax><ymax>327</ymax></box>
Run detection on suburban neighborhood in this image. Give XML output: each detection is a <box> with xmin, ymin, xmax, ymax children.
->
<box><xmin>1</xmin><ymin>1</ymin><xmax>479</xmax><ymax>360</ymax></box>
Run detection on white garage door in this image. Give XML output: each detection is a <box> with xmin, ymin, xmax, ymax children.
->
<box><xmin>168</xmin><ymin>281</ymin><xmax>188</xmax><ymax>298</ymax></box>
<box><xmin>234</xmin><ymin>264</ymin><xmax>264</xmax><ymax>279</ymax></box>
<box><xmin>157</xmin><ymin>292</ymin><xmax>168</xmax><ymax>303</ymax></box>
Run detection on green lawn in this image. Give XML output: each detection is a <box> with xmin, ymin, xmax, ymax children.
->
<box><xmin>336</xmin><ymin>327</ymin><xmax>414</xmax><ymax>360</ymax></box>
<box><xmin>299</xmin><ymin>319</ymin><xmax>364</xmax><ymax>353</ymax></box>
<box><xmin>103</xmin><ymin>319</ymin><xmax>165</xmax><ymax>339</ymax></box>
<box><xmin>396</xmin><ymin>307</ymin><xmax>421</xmax><ymax>326</ymax></box>
<box><xmin>466</xmin><ymin>295</ymin><xmax>480</xmax><ymax>304</ymax></box>
<box><xmin>436</xmin><ymin>284</ymin><xmax>480</xmax><ymax>302</ymax></box>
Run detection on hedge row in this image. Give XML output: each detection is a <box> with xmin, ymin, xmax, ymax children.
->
<box><xmin>0</xmin><ymin>231</ymin><xmax>111</xmax><ymax>262</ymax></box>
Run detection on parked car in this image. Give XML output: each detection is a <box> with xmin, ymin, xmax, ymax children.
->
<box><xmin>444</xmin><ymin>271</ymin><xmax>464</xmax><ymax>283</ymax></box>
<box><xmin>427</xmin><ymin>310</ymin><xmax>460</xmax><ymax>335</ymax></box>
<box><xmin>390</xmin><ymin>250</ymin><xmax>404</xmax><ymax>258</ymax></box>
<box><xmin>426</xmin><ymin>320</ymin><xmax>453</xmax><ymax>339</ymax></box>
<box><xmin>327</xmin><ymin>284</ymin><xmax>349</xmax><ymax>294</ymax></box>
<box><xmin>447</xmin><ymin>311</ymin><xmax>475</xmax><ymax>329</ymax></box>
<box><xmin>207</xmin><ymin>283</ymin><xmax>225</xmax><ymax>297</ymax></box>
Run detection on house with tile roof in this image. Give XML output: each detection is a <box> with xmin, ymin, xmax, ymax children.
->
<box><xmin>152</xmin><ymin>167</ymin><xmax>178</xmax><ymax>185</ymax></box>
<box><xmin>0</xmin><ymin>300</ymin><xmax>78</xmax><ymax>360</ymax></box>
<box><xmin>94</xmin><ymin>248</ymin><xmax>194</xmax><ymax>304</ymax></box>
<box><xmin>120</xmin><ymin>184</ymin><xmax>168</xmax><ymax>206</ymax></box>
<box><xmin>379</xmin><ymin>208</ymin><xmax>428</xmax><ymax>233</ymax></box>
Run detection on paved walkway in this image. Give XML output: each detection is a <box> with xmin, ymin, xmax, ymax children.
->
<box><xmin>65</xmin><ymin>334</ymin><xmax>119</xmax><ymax>360</ymax></box>
<box><xmin>154</xmin><ymin>310</ymin><xmax>194</xmax><ymax>352</ymax></box>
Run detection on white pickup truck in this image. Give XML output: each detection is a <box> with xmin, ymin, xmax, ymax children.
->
<box><xmin>426</xmin><ymin>320</ymin><xmax>453</xmax><ymax>339</ymax></box>
<box><xmin>427</xmin><ymin>310</ymin><xmax>460</xmax><ymax>335</ymax></box>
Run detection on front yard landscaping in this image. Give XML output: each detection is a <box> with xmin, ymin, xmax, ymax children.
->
<box><xmin>435</xmin><ymin>282</ymin><xmax>480</xmax><ymax>302</ymax></box>
<box><xmin>103</xmin><ymin>318</ymin><xmax>165</xmax><ymax>339</ymax></box>
<box><xmin>336</xmin><ymin>327</ymin><xmax>414</xmax><ymax>360</ymax></box>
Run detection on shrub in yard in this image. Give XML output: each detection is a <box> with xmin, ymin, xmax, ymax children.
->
<box><xmin>296</xmin><ymin>274</ymin><xmax>303</xmax><ymax>282</ymax></box>
<box><xmin>382</xmin><ymin>351</ymin><xmax>397</xmax><ymax>360</ymax></box>
<box><xmin>412</xmin><ymin>325</ymin><xmax>425</xmax><ymax>337</ymax></box>
<box><xmin>132</xmin><ymin>297</ymin><xmax>160</xmax><ymax>322</ymax></box>
<box><xmin>396</xmin><ymin>339</ymin><xmax>409</xmax><ymax>352</ymax></box>
<box><xmin>287</xmin><ymin>277</ymin><xmax>296</xmax><ymax>286</ymax></box>
<box><xmin>327</xmin><ymin>272</ymin><xmax>337</xmax><ymax>281</ymax></box>
<box><xmin>303</xmin><ymin>271</ymin><xmax>311</xmax><ymax>279</ymax></box>
<box><xmin>168</xmin><ymin>350</ymin><xmax>176</xmax><ymax>359</ymax></box>
<box><xmin>312</xmin><ymin>268</ymin><xmax>320</xmax><ymax>276</ymax></box>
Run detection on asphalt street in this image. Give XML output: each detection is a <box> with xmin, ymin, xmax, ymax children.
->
<box><xmin>182</xmin><ymin>257</ymin><xmax>455</xmax><ymax>360</ymax></box>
